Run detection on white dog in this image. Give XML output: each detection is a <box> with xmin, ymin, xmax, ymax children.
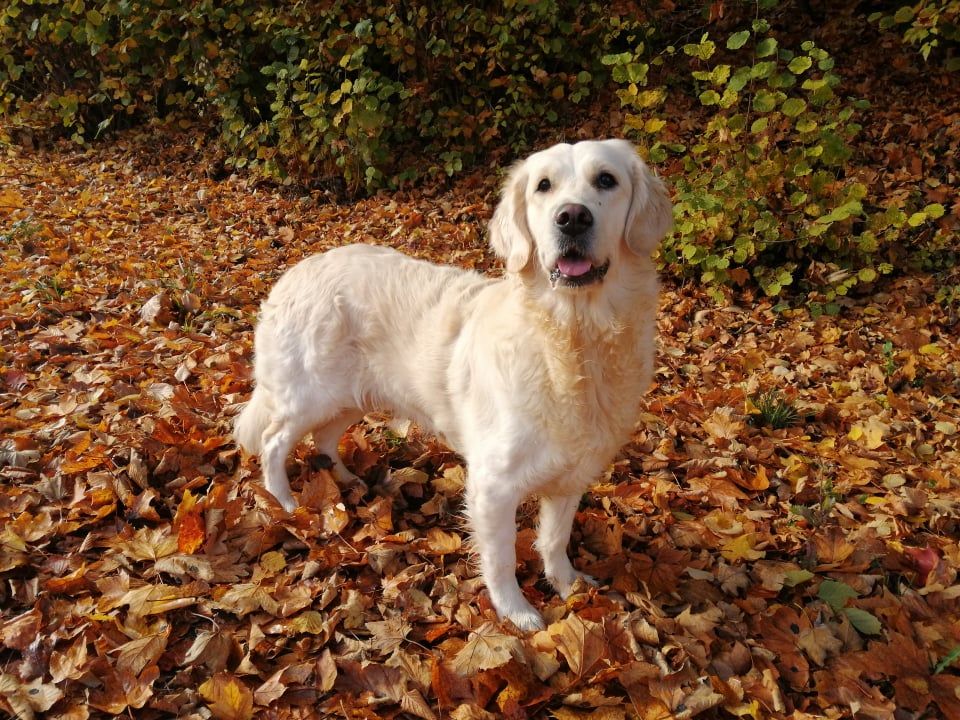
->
<box><xmin>235</xmin><ymin>139</ymin><xmax>672</xmax><ymax>630</ymax></box>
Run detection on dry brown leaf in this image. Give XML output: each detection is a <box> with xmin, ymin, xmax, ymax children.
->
<box><xmin>551</xmin><ymin>614</ymin><xmax>608</xmax><ymax>678</ymax></box>
<box><xmin>452</xmin><ymin>622</ymin><xmax>525</xmax><ymax>676</ymax></box>
<box><xmin>199</xmin><ymin>672</ymin><xmax>254</xmax><ymax>720</ymax></box>
<box><xmin>115</xmin><ymin>628</ymin><xmax>169</xmax><ymax>677</ymax></box>
<box><xmin>797</xmin><ymin>624</ymin><xmax>843</xmax><ymax>666</ymax></box>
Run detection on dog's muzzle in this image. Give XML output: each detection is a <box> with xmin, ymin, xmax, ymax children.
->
<box><xmin>551</xmin><ymin>252</ymin><xmax>610</xmax><ymax>288</ymax></box>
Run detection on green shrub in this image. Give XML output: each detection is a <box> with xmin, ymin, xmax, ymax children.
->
<box><xmin>870</xmin><ymin>0</ymin><xmax>960</xmax><ymax>68</ymax></box>
<box><xmin>0</xmin><ymin>0</ymin><xmax>612</xmax><ymax>192</ymax></box>
<box><xmin>606</xmin><ymin>16</ymin><xmax>951</xmax><ymax>301</ymax></box>
<box><xmin>1</xmin><ymin>1</ymin><xmax>954</xmax><ymax>300</ymax></box>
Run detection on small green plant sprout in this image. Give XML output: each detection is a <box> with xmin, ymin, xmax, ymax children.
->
<box><xmin>1</xmin><ymin>218</ymin><xmax>42</xmax><ymax>248</ymax></box>
<box><xmin>934</xmin><ymin>645</ymin><xmax>960</xmax><ymax>675</ymax></box>
<box><xmin>882</xmin><ymin>340</ymin><xmax>897</xmax><ymax>377</ymax></box>
<box><xmin>748</xmin><ymin>388</ymin><xmax>800</xmax><ymax>429</ymax></box>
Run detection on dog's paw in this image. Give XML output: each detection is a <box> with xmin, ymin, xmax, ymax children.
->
<box><xmin>550</xmin><ymin>571</ymin><xmax>598</xmax><ymax>600</ymax></box>
<box><xmin>490</xmin><ymin>592</ymin><xmax>545</xmax><ymax>632</ymax></box>
<box><xmin>273</xmin><ymin>492</ymin><xmax>297</xmax><ymax>513</ymax></box>
<box><xmin>503</xmin><ymin>605</ymin><xmax>545</xmax><ymax>632</ymax></box>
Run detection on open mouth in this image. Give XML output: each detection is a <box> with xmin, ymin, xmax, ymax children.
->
<box><xmin>550</xmin><ymin>251</ymin><xmax>610</xmax><ymax>288</ymax></box>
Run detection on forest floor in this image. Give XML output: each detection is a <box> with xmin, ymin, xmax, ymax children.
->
<box><xmin>2</xmin><ymin>12</ymin><xmax>960</xmax><ymax>720</ymax></box>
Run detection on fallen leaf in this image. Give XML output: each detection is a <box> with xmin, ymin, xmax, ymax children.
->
<box><xmin>199</xmin><ymin>672</ymin><xmax>253</xmax><ymax>720</ymax></box>
<box><xmin>452</xmin><ymin>622</ymin><xmax>524</xmax><ymax>676</ymax></box>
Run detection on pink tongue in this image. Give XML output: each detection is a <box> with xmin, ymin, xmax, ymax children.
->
<box><xmin>557</xmin><ymin>256</ymin><xmax>592</xmax><ymax>277</ymax></box>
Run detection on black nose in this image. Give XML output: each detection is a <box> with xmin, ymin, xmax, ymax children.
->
<box><xmin>555</xmin><ymin>204</ymin><xmax>593</xmax><ymax>236</ymax></box>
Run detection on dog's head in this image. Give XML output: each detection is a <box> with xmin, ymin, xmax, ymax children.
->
<box><xmin>489</xmin><ymin>139</ymin><xmax>672</xmax><ymax>289</ymax></box>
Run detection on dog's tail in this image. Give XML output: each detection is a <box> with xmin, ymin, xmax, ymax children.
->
<box><xmin>234</xmin><ymin>387</ymin><xmax>270</xmax><ymax>454</ymax></box>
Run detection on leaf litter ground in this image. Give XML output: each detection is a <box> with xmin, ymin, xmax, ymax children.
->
<box><xmin>1</xmin><ymin>127</ymin><xmax>959</xmax><ymax>719</ymax></box>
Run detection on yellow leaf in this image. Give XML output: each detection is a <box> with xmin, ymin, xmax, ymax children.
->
<box><xmin>918</xmin><ymin>343</ymin><xmax>942</xmax><ymax>355</ymax></box>
<box><xmin>848</xmin><ymin>416</ymin><xmax>888</xmax><ymax>450</ymax></box>
<box><xmin>288</xmin><ymin>611</ymin><xmax>327</xmax><ymax>635</ymax></box>
<box><xmin>259</xmin><ymin>551</ymin><xmax>286</xmax><ymax>575</ymax></box>
<box><xmin>425</xmin><ymin>527</ymin><xmax>462</xmax><ymax>554</ymax></box>
<box><xmin>820</xmin><ymin>325</ymin><xmax>842</xmax><ymax>343</ymax></box>
<box><xmin>727</xmin><ymin>700</ymin><xmax>761</xmax><ymax>718</ymax></box>
<box><xmin>199</xmin><ymin>673</ymin><xmax>253</xmax><ymax>720</ymax></box>
<box><xmin>721</xmin><ymin>533</ymin><xmax>765</xmax><ymax>562</ymax></box>
<box><xmin>935</xmin><ymin>421</ymin><xmax>957</xmax><ymax>436</ymax></box>
<box><xmin>644</xmin><ymin>118</ymin><xmax>666</xmax><ymax>133</ymax></box>
<box><xmin>0</xmin><ymin>188</ymin><xmax>25</xmax><ymax>208</ymax></box>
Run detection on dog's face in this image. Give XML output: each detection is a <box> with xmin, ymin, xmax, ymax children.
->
<box><xmin>490</xmin><ymin>139</ymin><xmax>672</xmax><ymax>289</ymax></box>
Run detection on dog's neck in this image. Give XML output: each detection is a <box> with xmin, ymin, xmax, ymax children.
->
<box><xmin>518</xmin><ymin>254</ymin><xmax>658</xmax><ymax>340</ymax></box>
<box><xmin>510</xmin><ymin>255</ymin><xmax>657</xmax><ymax>446</ymax></box>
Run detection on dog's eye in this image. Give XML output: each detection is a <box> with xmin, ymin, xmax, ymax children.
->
<box><xmin>536</xmin><ymin>178</ymin><xmax>551</xmax><ymax>193</ymax></box>
<box><xmin>596</xmin><ymin>172</ymin><xmax>617</xmax><ymax>189</ymax></box>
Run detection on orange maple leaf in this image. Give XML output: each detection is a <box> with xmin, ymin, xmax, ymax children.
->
<box><xmin>174</xmin><ymin>489</ymin><xmax>205</xmax><ymax>554</ymax></box>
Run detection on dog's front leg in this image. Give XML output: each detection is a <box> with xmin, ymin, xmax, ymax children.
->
<box><xmin>536</xmin><ymin>493</ymin><xmax>597</xmax><ymax>598</ymax></box>
<box><xmin>466</xmin><ymin>481</ymin><xmax>544</xmax><ymax>631</ymax></box>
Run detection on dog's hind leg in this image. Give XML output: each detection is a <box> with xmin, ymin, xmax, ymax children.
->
<box><xmin>259</xmin><ymin>413</ymin><xmax>316</xmax><ymax>512</ymax></box>
<box><xmin>311</xmin><ymin>409</ymin><xmax>364</xmax><ymax>485</ymax></box>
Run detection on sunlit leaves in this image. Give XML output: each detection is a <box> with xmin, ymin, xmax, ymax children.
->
<box><xmin>727</xmin><ymin>30</ymin><xmax>750</xmax><ymax>50</ymax></box>
<box><xmin>2</xmin><ymin>17</ymin><xmax>960</xmax><ymax>715</ymax></box>
<box><xmin>788</xmin><ymin>56</ymin><xmax>813</xmax><ymax>74</ymax></box>
<box><xmin>755</xmin><ymin>37</ymin><xmax>778</xmax><ymax>56</ymax></box>
<box><xmin>199</xmin><ymin>673</ymin><xmax>254</xmax><ymax>720</ymax></box>
<box><xmin>452</xmin><ymin>623</ymin><xmax>524</xmax><ymax>675</ymax></box>
<box><xmin>174</xmin><ymin>489</ymin><xmax>205</xmax><ymax>554</ymax></box>
<box><xmin>781</xmin><ymin>97</ymin><xmax>807</xmax><ymax>117</ymax></box>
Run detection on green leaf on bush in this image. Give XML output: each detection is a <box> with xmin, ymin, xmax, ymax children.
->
<box><xmin>727</xmin><ymin>30</ymin><xmax>750</xmax><ymax>50</ymax></box>
<box><xmin>601</xmin><ymin>52</ymin><xmax>633</xmax><ymax>65</ymax></box>
<box><xmin>752</xmin><ymin>61</ymin><xmax>777</xmax><ymax>79</ymax></box>
<box><xmin>907</xmin><ymin>211</ymin><xmax>928</xmax><ymax>227</ymax></box>
<box><xmin>894</xmin><ymin>5</ymin><xmax>917</xmax><ymax>22</ymax></box>
<box><xmin>788</xmin><ymin>56</ymin><xmax>813</xmax><ymax>74</ymax></box>
<box><xmin>728</xmin><ymin>68</ymin><xmax>751</xmax><ymax>92</ymax></box>
<box><xmin>782</xmin><ymin>98</ymin><xmax>807</xmax><ymax>117</ymax></box>
<box><xmin>756</xmin><ymin>37</ymin><xmax>778</xmax><ymax>57</ymax></box>
<box><xmin>843</xmin><ymin>608</ymin><xmax>882</xmax><ymax>635</ymax></box>
<box><xmin>625</xmin><ymin>63</ymin><xmax>648</xmax><ymax>84</ymax></box>
<box><xmin>816</xmin><ymin>200</ymin><xmax>862</xmax><ymax>224</ymax></box>
<box><xmin>699</xmin><ymin>89</ymin><xmax>720</xmax><ymax>106</ymax></box>
<box><xmin>925</xmin><ymin>203</ymin><xmax>945</xmax><ymax>219</ymax></box>
<box><xmin>858</xmin><ymin>233</ymin><xmax>879</xmax><ymax>252</ymax></box>
<box><xmin>754</xmin><ymin>90</ymin><xmax>777</xmax><ymax>112</ymax></box>
<box><xmin>751</xmin><ymin>117</ymin><xmax>768</xmax><ymax>134</ymax></box>
<box><xmin>684</xmin><ymin>35</ymin><xmax>716</xmax><ymax>60</ymax></box>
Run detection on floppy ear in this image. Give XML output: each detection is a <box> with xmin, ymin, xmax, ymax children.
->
<box><xmin>489</xmin><ymin>162</ymin><xmax>533</xmax><ymax>274</ymax></box>
<box><xmin>624</xmin><ymin>150</ymin><xmax>673</xmax><ymax>256</ymax></box>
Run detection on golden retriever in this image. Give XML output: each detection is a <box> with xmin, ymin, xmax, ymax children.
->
<box><xmin>235</xmin><ymin>139</ymin><xmax>672</xmax><ymax>629</ymax></box>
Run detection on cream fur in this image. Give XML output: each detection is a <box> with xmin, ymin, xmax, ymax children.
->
<box><xmin>235</xmin><ymin>139</ymin><xmax>672</xmax><ymax>630</ymax></box>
